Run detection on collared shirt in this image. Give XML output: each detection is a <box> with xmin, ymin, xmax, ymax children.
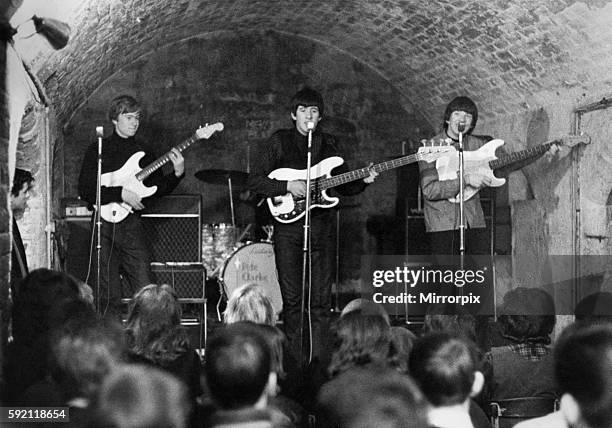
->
<box><xmin>418</xmin><ymin>132</ymin><xmax>487</xmax><ymax>232</ymax></box>
<box><xmin>428</xmin><ymin>404</ymin><xmax>474</xmax><ymax>428</ymax></box>
<box><xmin>507</xmin><ymin>342</ymin><xmax>551</xmax><ymax>362</ymax></box>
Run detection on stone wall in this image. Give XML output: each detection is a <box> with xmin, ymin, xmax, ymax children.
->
<box><xmin>60</xmin><ymin>30</ymin><xmax>433</xmax><ymax>284</ymax></box>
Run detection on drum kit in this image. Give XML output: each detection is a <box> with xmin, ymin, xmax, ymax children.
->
<box><xmin>195</xmin><ymin>168</ymin><xmax>282</xmax><ymax>318</ymax></box>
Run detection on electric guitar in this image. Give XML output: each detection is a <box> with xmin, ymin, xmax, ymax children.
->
<box><xmin>100</xmin><ymin>122</ymin><xmax>224</xmax><ymax>223</ymax></box>
<box><xmin>267</xmin><ymin>146</ymin><xmax>453</xmax><ymax>223</ymax></box>
<box><xmin>433</xmin><ymin>135</ymin><xmax>590</xmax><ymax>203</ymax></box>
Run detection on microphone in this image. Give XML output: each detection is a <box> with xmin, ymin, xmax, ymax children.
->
<box><xmin>96</xmin><ymin>126</ymin><xmax>104</xmax><ymax>137</ymax></box>
<box><xmin>306</xmin><ymin>121</ymin><xmax>315</xmax><ymax>131</ymax></box>
<box><xmin>458</xmin><ymin>121</ymin><xmax>466</xmax><ymax>133</ymax></box>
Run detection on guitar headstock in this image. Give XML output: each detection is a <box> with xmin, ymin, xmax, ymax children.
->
<box><xmin>196</xmin><ymin>122</ymin><xmax>225</xmax><ymax>139</ymax></box>
<box><xmin>417</xmin><ymin>145</ymin><xmax>456</xmax><ymax>163</ymax></box>
<box><xmin>555</xmin><ymin>134</ymin><xmax>591</xmax><ymax>148</ymax></box>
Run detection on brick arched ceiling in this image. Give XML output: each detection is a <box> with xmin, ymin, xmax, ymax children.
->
<box><xmin>15</xmin><ymin>0</ymin><xmax>612</xmax><ymax>130</ymax></box>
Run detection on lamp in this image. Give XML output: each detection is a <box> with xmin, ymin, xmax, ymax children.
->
<box><xmin>1</xmin><ymin>15</ymin><xmax>70</xmax><ymax>50</ymax></box>
<box><xmin>32</xmin><ymin>15</ymin><xmax>70</xmax><ymax>50</ymax></box>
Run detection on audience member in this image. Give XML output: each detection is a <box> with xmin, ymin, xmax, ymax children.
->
<box><xmin>327</xmin><ymin>310</ymin><xmax>400</xmax><ymax>378</ymax></box>
<box><xmin>125</xmin><ymin>284</ymin><xmax>202</xmax><ymax>401</ymax></box>
<box><xmin>223</xmin><ymin>283</ymin><xmax>276</xmax><ymax>326</ymax></box>
<box><xmin>516</xmin><ymin>322</ymin><xmax>612</xmax><ymax>428</ymax></box>
<box><xmin>4</xmin><ymin>269</ymin><xmax>82</xmax><ymax>403</ymax></box>
<box><xmin>317</xmin><ymin>365</ymin><xmax>427</xmax><ymax>428</ymax></box>
<box><xmin>45</xmin><ymin>307</ymin><xmax>126</xmax><ymax>424</ymax></box>
<box><xmin>482</xmin><ymin>287</ymin><xmax>558</xmax><ymax>402</ymax></box>
<box><xmin>92</xmin><ymin>364</ymin><xmax>189</xmax><ymax>428</ymax></box>
<box><xmin>574</xmin><ymin>291</ymin><xmax>612</xmax><ymax>325</ymax></box>
<box><xmin>409</xmin><ymin>333</ymin><xmax>484</xmax><ymax>428</ymax></box>
<box><xmin>203</xmin><ymin>323</ymin><xmax>278</xmax><ymax>428</ymax></box>
<box><xmin>340</xmin><ymin>298</ymin><xmax>391</xmax><ymax>325</ymax></box>
<box><xmin>422</xmin><ymin>303</ymin><xmax>478</xmax><ymax>344</ymax></box>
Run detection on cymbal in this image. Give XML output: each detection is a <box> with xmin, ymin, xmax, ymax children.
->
<box><xmin>195</xmin><ymin>169</ymin><xmax>249</xmax><ymax>186</ymax></box>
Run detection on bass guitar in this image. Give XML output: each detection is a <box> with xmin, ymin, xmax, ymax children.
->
<box><xmin>267</xmin><ymin>146</ymin><xmax>452</xmax><ymax>223</ymax></box>
<box><xmin>100</xmin><ymin>122</ymin><xmax>224</xmax><ymax>223</ymax></box>
<box><xmin>433</xmin><ymin>135</ymin><xmax>590</xmax><ymax>203</ymax></box>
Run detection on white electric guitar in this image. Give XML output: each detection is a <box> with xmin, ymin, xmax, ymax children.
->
<box><xmin>434</xmin><ymin>135</ymin><xmax>590</xmax><ymax>203</ymax></box>
<box><xmin>100</xmin><ymin>122</ymin><xmax>224</xmax><ymax>223</ymax></box>
<box><xmin>267</xmin><ymin>146</ymin><xmax>453</xmax><ymax>223</ymax></box>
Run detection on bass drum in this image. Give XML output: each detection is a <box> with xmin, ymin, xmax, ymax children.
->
<box><xmin>220</xmin><ymin>242</ymin><xmax>282</xmax><ymax>317</ymax></box>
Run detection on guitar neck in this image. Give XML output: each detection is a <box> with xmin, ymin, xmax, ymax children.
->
<box><xmin>317</xmin><ymin>152</ymin><xmax>426</xmax><ymax>190</ymax></box>
<box><xmin>489</xmin><ymin>140</ymin><xmax>556</xmax><ymax>170</ymax></box>
<box><xmin>135</xmin><ymin>133</ymin><xmax>198</xmax><ymax>180</ymax></box>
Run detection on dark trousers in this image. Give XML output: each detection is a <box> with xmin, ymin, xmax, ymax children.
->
<box><xmin>428</xmin><ymin>227</ymin><xmax>491</xmax><ymax>256</ymax></box>
<box><xmin>273</xmin><ymin>215</ymin><xmax>334</xmax><ymax>363</ymax></box>
<box><xmin>428</xmin><ymin>227</ymin><xmax>492</xmax><ymax>350</ymax></box>
<box><xmin>92</xmin><ymin>214</ymin><xmax>151</xmax><ymax>318</ymax></box>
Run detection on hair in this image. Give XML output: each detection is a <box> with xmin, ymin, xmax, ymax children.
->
<box><xmin>11</xmin><ymin>168</ymin><xmax>34</xmax><ymax>197</ymax></box>
<box><xmin>341</xmin><ymin>298</ymin><xmax>391</xmax><ymax>326</ymax></box>
<box><xmin>555</xmin><ymin>322</ymin><xmax>612</xmax><ymax>428</ymax></box>
<box><xmin>422</xmin><ymin>303</ymin><xmax>477</xmax><ymax>343</ymax></box>
<box><xmin>574</xmin><ymin>292</ymin><xmax>612</xmax><ymax>324</ymax></box>
<box><xmin>328</xmin><ymin>311</ymin><xmax>398</xmax><ymax>377</ymax></box>
<box><xmin>498</xmin><ymin>287</ymin><xmax>556</xmax><ymax>344</ymax></box>
<box><xmin>93</xmin><ymin>364</ymin><xmax>189</xmax><ymax>428</ymax></box>
<box><xmin>204</xmin><ymin>323</ymin><xmax>271</xmax><ymax>409</ymax></box>
<box><xmin>11</xmin><ymin>268</ymin><xmax>81</xmax><ymax>346</ymax></box>
<box><xmin>125</xmin><ymin>284</ymin><xmax>190</xmax><ymax>365</ymax></box>
<box><xmin>409</xmin><ymin>332</ymin><xmax>479</xmax><ymax>406</ymax></box>
<box><xmin>442</xmin><ymin>96</ymin><xmax>478</xmax><ymax>133</ymax></box>
<box><xmin>223</xmin><ymin>283</ymin><xmax>276</xmax><ymax>326</ymax></box>
<box><xmin>108</xmin><ymin>95</ymin><xmax>141</xmax><ymax>122</ymax></box>
<box><xmin>228</xmin><ymin>322</ymin><xmax>287</xmax><ymax>378</ymax></box>
<box><xmin>389</xmin><ymin>326</ymin><xmax>416</xmax><ymax>367</ymax></box>
<box><xmin>318</xmin><ymin>366</ymin><xmax>428</xmax><ymax>428</ymax></box>
<box><xmin>48</xmin><ymin>313</ymin><xmax>125</xmax><ymax>400</ymax></box>
<box><xmin>290</xmin><ymin>87</ymin><xmax>324</xmax><ymax>116</ymax></box>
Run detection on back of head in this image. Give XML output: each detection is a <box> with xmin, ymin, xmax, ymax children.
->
<box><xmin>223</xmin><ymin>283</ymin><xmax>276</xmax><ymax>326</ymax></box>
<box><xmin>341</xmin><ymin>298</ymin><xmax>390</xmax><ymax>326</ymax></box>
<box><xmin>499</xmin><ymin>287</ymin><xmax>556</xmax><ymax>344</ymax></box>
<box><xmin>49</xmin><ymin>314</ymin><xmax>126</xmax><ymax>401</ymax></box>
<box><xmin>329</xmin><ymin>311</ymin><xmax>394</xmax><ymax>377</ymax></box>
<box><xmin>422</xmin><ymin>303</ymin><xmax>477</xmax><ymax>343</ymax></box>
<box><xmin>574</xmin><ymin>292</ymin><xmax>612</xmax><ymax>324</ymax></box>
<box><xmin>443</xmin><ymin>96</ymin><xmax>478</xmax><ymax>133</ymax></box>
<box><xmin>555</xmin><ymin>322</ymin><xmax>612</xmax><ymax>428</ymax></box>
<box><xmin>318</xmin><ymin>366</ymin><xmax>427</xmax><ymax>428</ymax></box>
<box><xmin>291</xmin><ymin>87</ymin><xmax>324</xmax><ymax>116</ymax></box>
<box><xmin>12</xmin><ymin>268</ymin><xmax>81</xmax><ymax>344</ymax></box>
<box><xmin>126</xmin><ymin>284</ymin><xmax>189</xmax><ymax>364</ymax></box>
<box><xmin>108</xmin><ymin>95</ymin><xmax>141</xmax><ymax>122</ymax></box>
<box><xmin>11</xmin><ymin>168</ymin><xmax>34</xmax><ymax>197</ymax></box>
<box><xmin>409</xmin><ymin>333</ymin><xmax>479</xmax><ymax>406</ymax></box>
<box><xmin>93</xmin><ymin>364</ymin><xmax>189</xmax><ymax>428</ymax></box>
<box><xmin>205</xmin><ymin>323</ymin><xmax>271</xmax><ymax>410</ymax></box>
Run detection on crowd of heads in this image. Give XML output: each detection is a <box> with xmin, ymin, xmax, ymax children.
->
<box><xmin>5</xmin><ymin>268</ymin><xmax>612</xmax><ymax>428</ymax></box>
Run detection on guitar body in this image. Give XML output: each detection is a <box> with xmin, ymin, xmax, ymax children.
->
<box><xmin>435</xmin><ymin>139</ymin><xmax>507</xmax><ymax>203</ymax></box>
<box><xmin>267</xmin><ymin>157</ymin><xmax>344</xmax><ymax>223</ymax></box>
<box><xmin>100</xmin><ymin>152</ymin><xmax>158</xmax><ymax>223</ymax></box>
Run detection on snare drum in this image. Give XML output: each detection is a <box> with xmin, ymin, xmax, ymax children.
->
<box><xmin>202</xmin><ymin>223</ymin><xmax>238</xmax><ymax>276</ymax></box>
<box><xmin>220</xmin><ymin>242</ymin><xmax>282</xmax><ymax>316</ymax></box>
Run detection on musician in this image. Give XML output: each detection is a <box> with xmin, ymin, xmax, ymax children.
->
<box><xmin>78</xmin><ymin>95</ymin><xmax>185</xmax><ymax>318</ymax></box>
<box><xmin>248</xmin><ymin>87</ymin><xmax>376</xmax><ymax>363</ymax></box>
<box><xmin>419</xmin><ymin>96</ymin><xmax>557</xmax><ymax>255</ymax></box>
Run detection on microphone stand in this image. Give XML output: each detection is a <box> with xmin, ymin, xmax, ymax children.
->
<box><xmin>95</xmin><ymin>126</ymin><xmax>104</xmax><ymax>315</ymax></box>
<box><xmin>457</xmin><ymin>123</ymin><xmax>466</xmax><ymax>270</ymax></box>
<box><xmin>299</xmin><ymin>121</ymin><xmax>315</xmax><ymax>365</ymax></box>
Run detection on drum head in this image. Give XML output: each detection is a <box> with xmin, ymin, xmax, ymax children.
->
<box><xmin>221</xmin><ymin>242</ymin><xmax>282</xmax><ymax>316</ymax></box>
